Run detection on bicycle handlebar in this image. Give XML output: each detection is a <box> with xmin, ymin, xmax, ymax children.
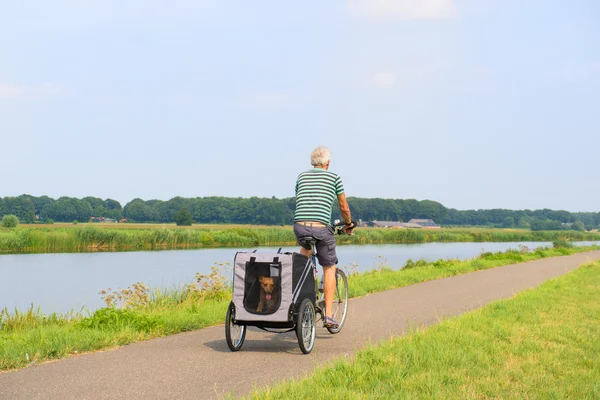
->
<box><xmin>333</xmin><ymin>220</ymin><xmax>358</xmax><ymax>235</ymax></box>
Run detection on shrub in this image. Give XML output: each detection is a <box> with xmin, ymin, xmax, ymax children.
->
<box><xmin>100</xmin><ymin>282</ymin><xmax>150</xmax><ymax>309</ymax></box>
<box><xmin>0</xmin><ymin>305</ymin><xmax>74</xmax><ymax>333</ymax></box>
<box><xmin>77</xmin><ymin>308</ymin><xmax>158</xmax><ymax>332</ymax></box>
<box><xmin>184</xmin><ymin>263</ymin><xmax>231</xmax><ymax>301</ymax></box>
<box><xmin>73</xmin><ymin>220</ymin><xmax>79</xmax><ymax>225</ymax></box>
<box><xmin>403</xmin><ymin>258</ymin><xmax>429</xmax><ymax>269</ymax></box>
<box><xmin>1</xmin><ymin>214</ymin><xmax>19</xmax><ymax>228</ymax></box>
<box><xmin>534</xmin><ymin>249</ymin><xmax>548</xmax><ymax>258</ymax></box>
<box><xmin>480</xmin><ymin>250</ymin><xmax>523</xmax><ymax>262</ymax></box>
<box><xmin>553</xmin><ymin>240</ymin><xmax>573</xmax><ymax>249</ymax></box>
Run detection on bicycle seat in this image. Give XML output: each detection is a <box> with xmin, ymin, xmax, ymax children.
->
<box><xmin>297</xmin><ymin>236</ymin><xmax>317</xmax><ymax>250</ymax></box>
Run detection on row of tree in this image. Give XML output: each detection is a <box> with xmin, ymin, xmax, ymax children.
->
<box><xmin>1</xmin><ymin>194</ymin><xmax>599</xmax><ymax>230</ymax></box>
<box><xmin>444</xmin><ymin>208</ymin><xmax>600</xmax><ymax>231</ymax></box>
<box><xmin>0</xmin><ymin>195</ymin><xmax>123</xmax><ymax>224</ymax></box>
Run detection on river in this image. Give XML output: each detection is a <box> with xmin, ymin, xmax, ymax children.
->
<box><xmin>1</xmin><ymin>241</ymin><xmax>598</xmax><ymax>314</ymax></box>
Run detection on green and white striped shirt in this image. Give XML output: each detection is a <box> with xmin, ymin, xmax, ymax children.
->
<box><xmin>294</xmin><ymin>168</ymin><xmax>344</xmax><ymax>225</ymax></box>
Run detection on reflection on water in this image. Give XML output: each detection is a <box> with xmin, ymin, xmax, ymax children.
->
<box><xmin>1</xmin><ymin>241</ymin><xmax>598</xmax><ymax>314</ymax></box>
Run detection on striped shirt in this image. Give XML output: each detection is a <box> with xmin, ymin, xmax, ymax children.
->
<box><xmin>294</xmin><ymin>168</ymin><xmax>344</xmax><ymax>225</ymax></box>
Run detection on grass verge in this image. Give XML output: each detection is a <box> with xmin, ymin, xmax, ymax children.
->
<box><xmin>249</xmin><ymin>261</ymin><xmax>600</xmax><ymax>399</ymax></box>
<box><xmin>1</xmin><ymin>245</ymin><xmax>599</xmax><ymax>372</ymax></box>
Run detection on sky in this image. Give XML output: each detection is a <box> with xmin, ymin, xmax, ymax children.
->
<box><xmin>1</xmin><ymin>0</ymin><xmax>598</xmax><ymax>211</ymax></box>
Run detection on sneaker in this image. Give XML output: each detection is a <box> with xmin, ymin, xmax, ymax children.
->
<box><xmin>323</xmin><ymin>316</ymin><xmax>339</xmax><ymax>329</ymax></box>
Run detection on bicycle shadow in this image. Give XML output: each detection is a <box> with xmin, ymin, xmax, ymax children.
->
<box><xmin>205</xmin><ymin>327</ymin><xmax>334</xmax><ymax>354</ymax></box>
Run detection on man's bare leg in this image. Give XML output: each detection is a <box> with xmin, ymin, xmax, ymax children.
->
<box><xmin>299</xmin><ymin>247</ymin><xmax>336</xmax><ymax>320</ymax></box>
<box><xmin>299</xmin><ymin>246</ymin><xmax>312</xmax><ymax>258</ymax></box>
<box><xmin>322</xmin><ymin>264</ymin><xmax>336</xmax><ymax>319</ymax></box>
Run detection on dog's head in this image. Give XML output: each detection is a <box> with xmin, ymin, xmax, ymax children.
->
<box><xmin>258</xmin><ymin>276</ymin><xmax>276</xmax><ymax>294</ymax></box>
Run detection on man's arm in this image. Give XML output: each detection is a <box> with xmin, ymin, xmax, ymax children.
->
<box><xmin>337</xmin><ymin>193</ymin><xmax>352</xmax><ymax>225</ymax></box>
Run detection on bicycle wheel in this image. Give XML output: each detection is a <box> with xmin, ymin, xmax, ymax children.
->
<box><xmin>225</xmin><ymin>302</ymin><xmax>246</xmax><ymax>351</ymax></box>
<box><xmin>296</xmin><ymin>298</ymin><xmax>316</xmax><ymax>354</ymax></box>
<box><xmin>327</xmin><ymin>268</ymin><xmax>349</xmax><ymax>334</ymax></box>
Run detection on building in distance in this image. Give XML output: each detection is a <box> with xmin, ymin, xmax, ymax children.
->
<box><xmin>364</xmin><ymin>219</ymin><xmax>441</xmax><ymax>229</ymax></box>
<box><xmin>408</xmin><ymin>219</ymin><xmax>441</xmax><ymax>229</ymax></box>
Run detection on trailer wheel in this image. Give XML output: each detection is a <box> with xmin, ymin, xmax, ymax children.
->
<box><xmin>225</xmin><ymin>302</ymin><xmax>246</xmax><ymax>351</ymax></box>
<box><xmin>296</xmin><ymin>298</ymin><xmax>316</xmax><ymax>354</ymax></box>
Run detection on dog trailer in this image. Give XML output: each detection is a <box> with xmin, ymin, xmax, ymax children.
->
<box><xmin>231</xmin><ymin>251</ymin><xmax>315</xmax><ymax>326</ymax></box>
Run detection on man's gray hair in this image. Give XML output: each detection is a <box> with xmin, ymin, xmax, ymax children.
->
<box><xmin>310</xmin><ymin>146</ymin><xmax>331</xmax><ymax>166</ymax></box>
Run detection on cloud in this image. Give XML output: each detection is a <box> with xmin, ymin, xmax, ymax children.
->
<box><xmin>472</xmin><ymin>66</ymin><xmax>493</xmax><ymax>76</ymax></box>
<box><xmin>0</xmin><ymin>84</ymin><xmax>24</xmax><ymax>101</ymax></box>
<box><xmin>413</xmin><ymin>67</ymin><xmax>437</xmax><ymax>79</ymax></box>
<box><xmin>347</xmin><ymin>0</ymin><xmax>454</xmax><ymax>21</ymax></box>
<box><xmin>369</xmin><ymin>72</ymin><xmax>398</xmax><ymax>88</ymax></box>
<box><xmin>362</xmin><ymin>67</ymin><xmax>443</xmax><ymax>89</ymax></box>
<box><xmin>0</xmin><ymin>82</ymin><xmax>64</xmax><ymax>101</ymax></box>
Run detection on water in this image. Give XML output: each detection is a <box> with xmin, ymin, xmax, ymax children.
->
<box><xmin>1</xmin><ymin>241</ymin><xmax>598</xmax><ymax>314</ymax></box>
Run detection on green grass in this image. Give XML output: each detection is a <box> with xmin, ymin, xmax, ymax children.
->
<box><xmin>344</xmin><ymin>245</ymin><xmax>587</xmax><ymax>298</ymax></box>
<box><xmin>1</xmin><ymin>245</ymin><xmax>598</xmax><ymax>372</ymax></box>
<box><xmin>0</xmin><ymin>296</ymin><xmax>229</xmax><ymax>371</ymax></box>
<box><xmin>249</xmin><ymin>261</ymin><xmax>600</xmax><ymax>400</ymax></box>
<box><xmin>1</xmin><ymin>224</ymin><xmax>599</xmax><ymax>254</ymax></box>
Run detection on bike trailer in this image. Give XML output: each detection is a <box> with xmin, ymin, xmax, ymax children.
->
<box><xmin>232</xmin><ymin>251</ymin><xmax>315</xmax><ymax>327</ymax></box>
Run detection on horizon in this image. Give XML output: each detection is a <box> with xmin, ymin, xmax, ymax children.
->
<box><xmin>1</xmin><ymin>1</ymin><xmax>599</xmax><ymax>211</ymax></box>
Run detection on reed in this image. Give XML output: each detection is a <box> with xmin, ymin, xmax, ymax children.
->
<box><xmin>1</xmin><ymin>225</ymin><xmax>599</xmax><ymax>254</ymax></box>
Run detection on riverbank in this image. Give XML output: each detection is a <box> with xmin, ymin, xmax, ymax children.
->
<box><xmin>1</xmin><ymin>224</ymin><xmax>599</xmax><ymax>254</ymax></box>
<box><xmin>1</xmin><ymin>244</ymin><xmax>598</xmax><ymax>371</ymax></box>
<box><xmin>251</xmin><ymin>259</ymin><xmax>600</xmax><ymax>399</ymax></box>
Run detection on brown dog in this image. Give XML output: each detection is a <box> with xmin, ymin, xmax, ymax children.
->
<box><xmin>256</xmin><ymin>276</ymin><xmax>279</xmax><ymax>313</ymax></box>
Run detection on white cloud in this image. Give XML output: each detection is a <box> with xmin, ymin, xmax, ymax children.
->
<box><xmin>0</xmin><ymin>82</ymin><xmax>64</xmax><ymax>101</ymax></box>
<box><xmin>362</xmin><ymin>67</ymin><xmax>443</xmax><ymax>89</ymax></box>
<box><xmin>413</xmin><ymin>67</ymin><xmax>437</xmax><ymax>79</ymax></box>
<box><xmin>472</xmin><ymin>66</ymin><xmax>493</xmax><ymax>76</ymax></box>
<box><xmin>347</xmin><ymin>0</ymin><xmax>454</xmax><ymax>21</ymax></box>
<box><xmin>370</xmin><ymin>72</ymin><xmax>398</xmax><ymax>88</ymax></box>
<box><xmin>0</xmin><ymin>84</ymin><xmax>24</xmax><ymax>101</ymax></box>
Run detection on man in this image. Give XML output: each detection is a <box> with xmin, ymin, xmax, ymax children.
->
<box><xmin>293</xmin><ymin>146</ymin><xmax>354</xmax><ymax>329</ymax></box>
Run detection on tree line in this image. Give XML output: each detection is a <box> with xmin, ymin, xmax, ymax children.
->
<box><xmin>0</xmin><ymin>195</ymin><xmax>123</xmax><ymax>224</ymax></box>
<box><xmin>0</xmin><ymin>194</ymin><xmax>599</xmax><ymax>231</ymax></box>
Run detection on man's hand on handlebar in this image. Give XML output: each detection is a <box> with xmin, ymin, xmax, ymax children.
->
<box><xmin>342</xmin><ymin>224</ymin><xmax>355</xmax><ymax>235</ymax></box>
<box><xmin>335</xmin><ymin>221</ymin><xmax>357</xmax><ymax>235</ymax></box>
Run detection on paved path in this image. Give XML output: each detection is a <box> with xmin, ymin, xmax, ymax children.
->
<box><xmin>2</xmin><ymin>251</ymin><xmax>599</xmax><ymax>400</ymax></box>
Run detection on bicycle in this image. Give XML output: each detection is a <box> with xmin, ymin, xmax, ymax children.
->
<box><xmin>225</xmin><ymin>221</ymin><xmax>354</xmax><ymax>354</ymax></box>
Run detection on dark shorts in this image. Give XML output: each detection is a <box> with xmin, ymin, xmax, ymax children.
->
<box><xmin>293</xmin><ymin>223</ymin><xmax>338</xmax><ymax>267</ymax></box>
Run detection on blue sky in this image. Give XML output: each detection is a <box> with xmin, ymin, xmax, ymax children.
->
<box><xmin>1</xmin><ymin>0</ymin><xmax>598</xmax><ymax>211</ymax></box>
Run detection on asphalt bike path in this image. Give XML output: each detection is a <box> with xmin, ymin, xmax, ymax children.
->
<box><xmin>2</xmin><ymin>250</ymin><xmax>599</xmax><ymax>399</ymax></box>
